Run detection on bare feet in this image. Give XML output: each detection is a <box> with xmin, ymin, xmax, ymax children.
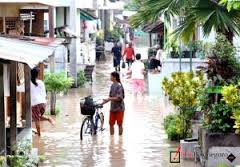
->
<box><xmin>48</xmin><ymin>117</ymin><xmax>56</xmax><ymax>126</ymax></box>
<box><xmin>119</xmin><ymin>126</ymin><xmax>123</xmax><ymax>136</ymax></box>
<box><xmin>32</xmin><ymin>129</ymin><xmax>38</xmax><ymax>134</ymax></box>
<box><xmin>32</xmin><ymin>129</ymin><xmax>41</xmax><ymax>136</ymax></box>
<box><xmin>110</xmin><ymin>126</ymin><xmax>114</xmax><ymax>135</ymax></box>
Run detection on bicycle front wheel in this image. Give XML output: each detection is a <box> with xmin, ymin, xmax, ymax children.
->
<box><xmin>80</xmin><ymin>117</ymin><xmax>94</xmax><ymax>140</ymax></box>
<box><xmin>99</xmin><ymin>112</ymin><xmax>104</xmax><ymax>130</ymax></box>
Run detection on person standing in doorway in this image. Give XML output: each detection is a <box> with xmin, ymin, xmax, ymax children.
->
<box><xmin>155</xmin><ymin>44</ymin><xmax>163</xmax><ymax>69</ymax></box>
<box><xmin>31</xmin><ymin>67</ymin><xmax>54</xmax><ymax>136</ymax></box>
<box><xmin>102</xmin><ymin>72</ymin><xmax>125</xmax><ymax>135</ymax></box>
<box><xmin>122</xmin><ymin>42</ymin><xmax>135</xmax><ymax>69</ymax></box>
<box><xmin>111</xmin><ymin>42</ymin><xmax>122</xmax><ymax>71</ymax></box>
<box><xmin>149</xmin><ymin>45</ymin><xmax>162</xmax><ymax>73</ymax></box>
<box><xmin>129</xmin><ymin>53</ymin><xmax>146</xmax><ymax>97</ymax></box>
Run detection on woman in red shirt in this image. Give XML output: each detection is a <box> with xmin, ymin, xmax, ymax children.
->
<box><xmin>122</xmin><ymin>43</ymin><xmax>135</xmax><ymax>69</ymax></box>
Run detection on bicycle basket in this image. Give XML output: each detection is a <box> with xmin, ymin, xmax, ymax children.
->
<box><xmin>80</xmin><ymin>96</ymin><xmax>95</xmax><ymax>115</ymax></box>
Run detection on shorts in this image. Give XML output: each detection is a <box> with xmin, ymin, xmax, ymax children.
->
<box><xmin>32</xmin><ymin>103</ymin><xmax>46</xmax><ymax>121</ymax></box>
<box><xmin>109</xmin><ymin>111</ymin><xmax>124</xmax><ymax>126</ymax></box>
<box><xmin>132</xmin><ymin>79</ymin><xmax>145</xmax><ymax>93</ymax></box>
<box><xmin>126</xmin><ymin>59</ymin><xmax>133</xmax><ymax>67</ymax></box>
<box><xmin>126</xmin><ymin>58</ymin><xmax>133</xmax><ymax>63</ymax></box>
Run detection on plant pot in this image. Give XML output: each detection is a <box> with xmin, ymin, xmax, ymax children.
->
<box><xmin>182</xmin><ymin>51</ymin><xmax>196</xmax><ymax>58</ymax></box>
<box><xmin>180</xmin><ymin>139</ymin><xmax>198</xmax><ymax>160</ymax></box>
<box><xmin>170</xmin><ymin>51</ymin><xmax>179</xmax><ymax>58</ymax></box>
<box><xmin>191</xmin><ymin>119</ymin><xmax>201</xmax><ymax>139</ymax></box>
<box><xmin>198</xmin><ymin>128</ymin><xmax>240</xmax><ymax>167</ymax></box>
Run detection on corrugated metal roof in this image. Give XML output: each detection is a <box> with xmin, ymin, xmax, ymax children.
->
<box><xmin>0</xmin><ymin>37</ymin><xmax>62</xmax><ymax>68</ymax></box>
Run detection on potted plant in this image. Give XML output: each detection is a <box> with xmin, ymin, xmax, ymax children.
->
<box><xmin>44</xmin><ymin>72</ymin><xmax>74</xmax><ymax>115</ymax></box>
<box><xmin>196</xmin><ymin>34</ymin><xmax>240</xmax><ymax>166</ymax></box>
<box><xmin>162</xmin><ymin>71</ymin><xmax>206</xmax><ymax>139</ymax></box>
<box><xmin>162</xmin><ymin>71</ymin><xmax>206</xmax><ymax>160</ymax></box>
<box><xmin>198</xmin><ymin>34</ymin><xmax>240</xmax><ymax>101</ymax></box>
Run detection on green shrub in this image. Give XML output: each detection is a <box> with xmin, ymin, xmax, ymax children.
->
<box><xmin>44</xmin><ymin>72</ymin><xmax>73</xmax><ymax>94</ymax></box>
<box><xmin>163</xmin><ymin>115</ymin><xmax>188</xmax><ymax>140</ymax></box>
<box><xmin>162</xmin><ymin>71</ymin><xmax>206</xmax><ymax>138</ymax></box>
<box><xmin>78</xmin><ymin>70</ymin><xmax>87</xmax><ymax>87</ymax></box>
<box><xmin>55</xmin><ymin>104</ymin><xmax>61</xmax><ymax>115</ymax></box>
<box><xmin>222</xmin><ymin>83</ymin><xmax>240</xmax><ymax>134</ymax></box>
<box><xmin>105</xmin><ymin>28</ymin><xmax>123</xmax><ymax>42</ymax></box>
<box><xmin>199</xmin><ymin>34</ymin><xmax>240</xmax><ymax>86</ymax></box>
<box><xmin>7</xmin><ymin>140</ymin><xmax>43</xmax><ymax>167</ymax></box>
<box><xmin>203</xmin><ymin>102</ymin><xmax>234</xmax><ymax>133</ymax></box>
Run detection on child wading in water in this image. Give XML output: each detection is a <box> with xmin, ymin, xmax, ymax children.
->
<box><xmin>102</xmin><ymin>72</ymin><xmax>125</xmax><ymax>135</ymax></box>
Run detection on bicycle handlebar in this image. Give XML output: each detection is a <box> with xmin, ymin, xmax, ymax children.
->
<box><xmin>95</xmin><ymin>104</ymin><xmax>103</xmax><ymax>109</ymax></box>
<box><xmin>81</xmin><ymin>96</ymin><xmax>105</xmax><ymax>109</ymax></box>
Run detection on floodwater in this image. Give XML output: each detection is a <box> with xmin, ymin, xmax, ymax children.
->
<box><xmin>34</xmin><ymin>55</ymin><xmax>201</xmax><ymax>167</ymax></box>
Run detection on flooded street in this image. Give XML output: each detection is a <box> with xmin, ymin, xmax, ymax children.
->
<box><xmin>34</xmin><ymin>55</ymin><xmax>200</xmax><ymax>167</ymax></box>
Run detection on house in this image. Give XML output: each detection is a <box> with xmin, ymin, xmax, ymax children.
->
<box><xmin>0</xmin><ymin>1</ymin><xmax>68</xmax><ymax>74</ymax></box>
<box><xmin>42</xmin><ymin>0</ymin><xmax>98</xmax><ymax>86</ymax></box>
<box><xmin>0</xmin><ymin>1</ymin><xmax>65</xmax><ymax>160</ymax></box>
<box><xmin>0</xmin><ymin>36</ymin><xmax>63</xmax><ymax>159</ymax></box>
<box><xmin>142</xmin><ymin>21</ymin><xmax>164</xmax><ymax>48</ymax></box>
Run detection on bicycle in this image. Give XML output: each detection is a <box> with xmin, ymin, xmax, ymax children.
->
<box><xmin>80</xmin><ymin>96</ymin><xmax>105</xmax><ymax>140</ymax></box>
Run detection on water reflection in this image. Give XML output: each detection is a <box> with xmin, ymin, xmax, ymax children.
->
<box><xmin>109</xmin><ymin>137</ymin><xmax>126</xmax><ymax>167</ymax></box>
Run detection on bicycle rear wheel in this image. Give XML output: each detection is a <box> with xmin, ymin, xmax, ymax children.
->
<box><xmin>80</xmin><ymin>117</ymin><xmax>94</xmax><ymax>140</ymax></box>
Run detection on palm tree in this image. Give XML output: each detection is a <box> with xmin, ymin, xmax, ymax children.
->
<box><xmin>129</xmin><ymin>0</ymin><xmax>240</xmax><ymax>43</ymax></box>
<box><xmin>220</xmin><ymin>0</ymin><xmax>240</xmax><ymax>11</ymax></box>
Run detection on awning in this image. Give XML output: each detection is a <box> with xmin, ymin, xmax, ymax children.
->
<box><xmin>114</xmin><ymin>15</ymin><xmax>128</xmax><ymax>24</ymax></box>
<box><xmin>142</xmin><ymin>21</ymin><xmax>164</xmax><ymax>33</ymax></box>
<box><xmin>0</xmin><ymin>0</ymin><xmax>56</xmax><ymax>6</ymax></box>
<box><xmin>0</xmin><ymin>36</ymin><xmax>63</xmax><ymax>68</ymax></box>
<box><xmin>80</xmin><ymin>10</ymin><xmax>97</xmax><ymax>21</ymax></box>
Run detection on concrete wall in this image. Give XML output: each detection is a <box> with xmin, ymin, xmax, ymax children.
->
<box><xmin>160</xmin><ymin>58</ymin><xmax>206</xmax><ymax>83</ymax></box>
<box><xmin>56</xmin><ymin>7</ymin><xmax>65</xmax><ymax>27</ymax></box>
<box><xmin>148</xmin><ymin>58</ymin><xmax>206</xmax><ymax>97</ymax></box>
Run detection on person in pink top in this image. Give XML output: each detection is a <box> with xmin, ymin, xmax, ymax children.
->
<box><xmin>128</xmin><ymin>53</ymin><xmax>146</xmax><ymax>97</ymax></box>
<box><xmin>122</xmin><ymin>43</ymin><xmax>135</xmax><ymax>69</ymax></box>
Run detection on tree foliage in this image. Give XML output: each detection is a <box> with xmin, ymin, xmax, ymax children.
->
<box><xmin>44</xmin><ymin>72</ymin><xmax>74</xmax><ymax>93</ymax></box>
<box><xmin>124</xmin><ymin>0</ymin><xmax>142</xmax><ymax>11</ymax></box>
<box><xmin>129</xmin><ymin>0</ymin><xmax>240</xmax><ymax>43</ymax></box>
<box><xmin>198</xmin><ymin>34</ymin><xmax>240</xmax><ymax>85</ymax></box>
<box><xmin>220</xmin><ymin>0</ymin><xmax>240</xmax><ymax>11</ymax></box>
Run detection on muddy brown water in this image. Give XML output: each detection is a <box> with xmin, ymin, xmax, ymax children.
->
<box><xmin>34</xmin><ymin>55</ymin><xmax>201</xmax><ymax>167</ymax></box>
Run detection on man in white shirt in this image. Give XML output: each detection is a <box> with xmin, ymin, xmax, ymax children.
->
<box><xmin>156</xmin><ymin>45</ymin><xmax>163</xmax><ymax>62</ymax></box>
<box><xmin>129</xmin><ymin>53</ymin><xmax>146</xmax><ymax>96</ymax></box>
